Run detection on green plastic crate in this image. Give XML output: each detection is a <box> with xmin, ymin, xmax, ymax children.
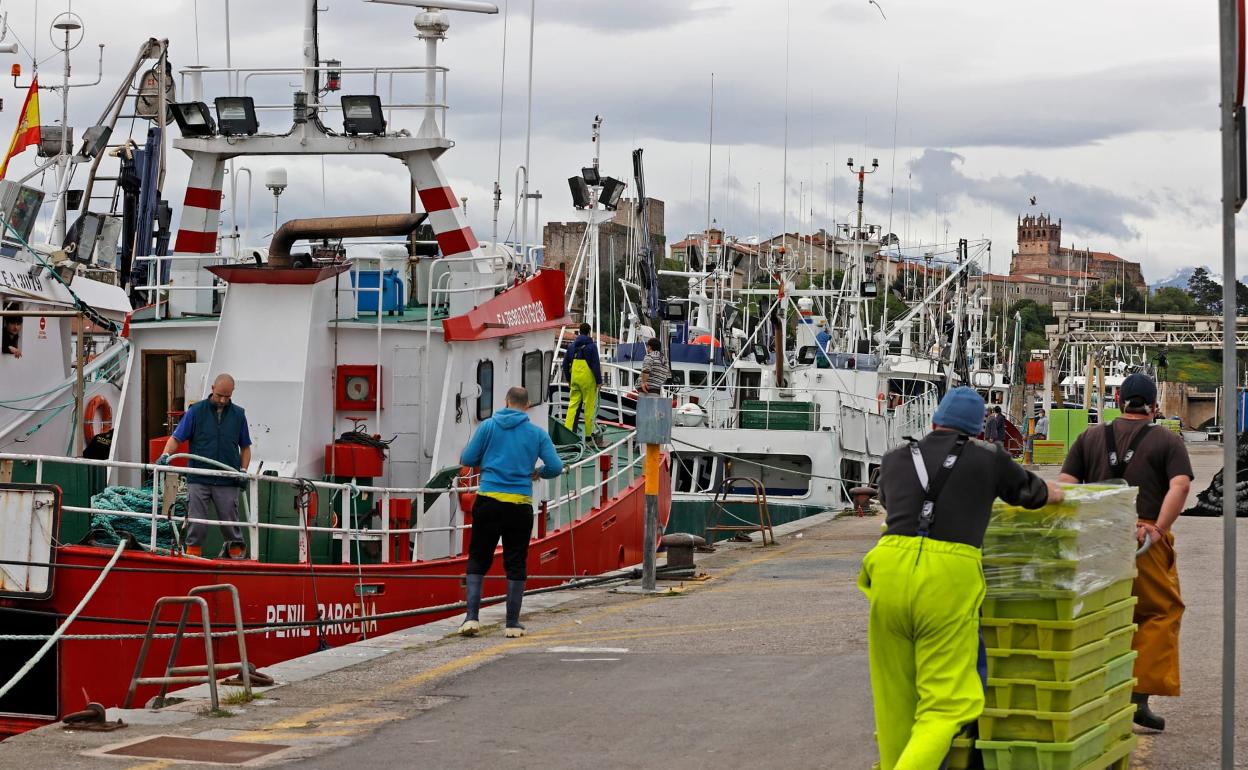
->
<box><xmin>979</xmin><ymin>692</ymin><xmax>1109</xmax><ymax>742</ymax></box>
<box><xmin>1102</xmin><ymin>703</ymin><xmax>1138</xmax><ymax>745</ymax></box>
<box><xmin>739</xmin><ymin>400</ymin><xmax>818</xmax><ymax>430</ymax></box>
<box><xmin>981</xmin><ymin>597</ymin><xmax>1137</xmax><ymax>652</ymax></box>
<box><xmin>976</xmin><ymin>722</ymin><xmax>1108</xmax><ymax>770</ymax></box>
<box><xmin>987</xmin><ymin>637</ymin><xmax>1108</xmax><ymax>682</ymax></box>
<box><xmin>1103</xmin><ymin>651</ymin><xmax>1137</xmax><ymax>690</ymax></box>
<box><xmin>982</xmin><ymin>554</ymin><xmax>1134</xmax><ymax>592</ymax></box>
<box><xmin>983</xmin><ymin>575</ymin><xmax>1136</xmax><ymax>621</ymax></box>
<box><xmin>986</xmin><ymin>665</ymin><xmax>1108</xmax><ymax>712</ymax></box>
<box><xmin>1099</xmin><ymin>678</ymin><xmax>1135</xmax><ymax>721</ymax></box>
<box><xmin>1101</xmin><ymin>624</ymin><xmax>1136</xmax><ymax>662</ymax></box>
<box><xmin>947</xmin><ymin>736</ymin><xmax>974</xmax><ymax>770</ymax></box>
<box><xmin>982</xmin><ymin>524</ymin><xmax>1129</xmax><ymax>562</ymax></box>
<box><xmin>1082</xmin><ymin>733</ymin><xmax>1138</xmax><ymax>770</ymax></box>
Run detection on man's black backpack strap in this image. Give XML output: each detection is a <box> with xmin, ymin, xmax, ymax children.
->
<box><xmin>908</xmin><ymin>434</ymin><xmax>971</xmax><ymax>537</ymax></box>
<box><xmin>1104</xmin><ymin>419</ymin><xmax>1152</xmax><ymax>479</ymax></box>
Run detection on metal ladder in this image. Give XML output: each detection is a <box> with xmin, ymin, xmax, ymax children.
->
<box><xmin>123</xmin><ymin>584</ymin><xmax>252</xmax><ymax>712</ymax></box>
<box><xmin>704</xmin><ymin>476</ymin><xmax>776</xmax><ymax>546</ymax></box>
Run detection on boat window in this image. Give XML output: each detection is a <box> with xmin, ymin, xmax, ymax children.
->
<box><xmin>522</xmin><ymin>351</ymin><xmax>544</xmax><ymax>406</ymax></box>
<box><xmin>673</xmin><ymin>454</ymin><xmax>696</xmax><ymax>493</ymax></box>
<box><xmin>670</xmin><ymin>370</ymin><xmax>686</xmax><ymax>386</ymax></box>
<box><xmin>476</xmin><ymin>360</ymin><xmax>494</xmax><ymax>420</ymax></box>
<box><xmin>2</xmin><ymin>307</ymin><xmax>22</xmax><ymax>356</ymax></box>
<box><xmin>542</xmin><ymin>350</ymin><xmax>553</xmax><ymax>401</ymax></box>
<box><xmin>723</xmin><ymin>453</ymin><xmax>812</xmax><ymax>497</ymax></box>
<box><xmin>688</xmin><ymin>370</ymin><xmax>708</xmax><ymax>387</ymax></box>
<box><xmin>738</xmin><ymin>370</ymin><xmax>762</xmax><ymax>402</ymax></box>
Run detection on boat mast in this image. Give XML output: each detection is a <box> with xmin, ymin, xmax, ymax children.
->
<box><xmin>45</xmin><ymin>13</ymin><xmax>103</xmax><ymax>247</ymax></box>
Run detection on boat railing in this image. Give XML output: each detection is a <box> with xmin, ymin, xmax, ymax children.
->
<box><xmin>180</xmin><ymin>65</ymin><xmax>450</xmax><ymax>137</ymax></box>
<box><xmin>132</xmin><ymin>251</ymin><xmax>509</xmax><ymax>324</ymax></box>
<box><xmin>1</xmin><ymin>435</ymin><xmax>642</xmax><ymax>567</ymax></box>
<box><xmin>594</xmin><ymin>359</ymin><xmax>940</xmax><ymax>432</ymax></box>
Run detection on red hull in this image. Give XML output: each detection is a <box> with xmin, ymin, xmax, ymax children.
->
<box><xmin>0</xmin><ymin>467</ymin><xmax>670</xmax><ymax>737</ymax></box>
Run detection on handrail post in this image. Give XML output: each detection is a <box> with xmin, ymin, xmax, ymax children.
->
<box><xmin>248</xmin><ymin>477</ymin><xmax>260</xmax><ymax>559</ymax></box>
<box><xmin>340</xmin><ymin>488</ymin><xmax>352</xmax><ymax>564</ymax></box>
<box><xmin>150</xmin><ymin>466</ymin><xmax>160</xmax><ymax>550</ymax></box>
<box><xmin>380</xmin><ymin>491</ymin><xmax>391</xmax><ymax>563</ymax></box>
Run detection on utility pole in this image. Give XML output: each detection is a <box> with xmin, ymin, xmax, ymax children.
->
<box><xmin>1217</xmin><ymin>1</ymin><xmax>1240</xmax><ymax>765</ymax></box>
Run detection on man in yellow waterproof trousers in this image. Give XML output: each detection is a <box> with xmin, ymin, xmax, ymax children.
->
<box><xmin>860</xmin><ymin>387</ymin><xmax>1062</xmax><ymax>769</ymax></box>
<box><xmin>562</xmin><ymin>323</ymin><xmax>602</xmax><ymax>440</ymax></box>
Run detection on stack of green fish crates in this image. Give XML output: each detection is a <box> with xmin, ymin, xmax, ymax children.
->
<box><xmin>973</xmin><ymin>485</ymin><xmax>1141</xmax><ymax>770</ymax></box>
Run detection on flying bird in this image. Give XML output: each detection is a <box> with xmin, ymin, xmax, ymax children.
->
<box><xmin>1029</xmin><ymin>196</ymin><xmax>1037</xmax><ymax>205</ymax></box>
<box><xmin>869</xmin><ymin>0</ymin><xmax>887</xmax><ymax>20</ymax></box>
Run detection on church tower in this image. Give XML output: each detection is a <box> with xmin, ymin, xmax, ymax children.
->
<box><xmin>1011</xmin><ymin>213</ymin><xmax>1062</xmax><ymax>273</ymax></box>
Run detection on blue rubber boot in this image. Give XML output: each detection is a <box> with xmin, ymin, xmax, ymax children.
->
<box><xmin>459</xmin><ymin>573</ymin><xmax>484</xmax><ymax>636</ymax></box>
<box><xmin>504</xmin><ymin>579</ymin><xmax>526</xmax><ymax>638</ymax></box>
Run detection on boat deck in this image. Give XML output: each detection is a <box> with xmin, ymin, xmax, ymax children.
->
<box><xmin>1</xmin><ymin>443</ymin><xmax>1238</xmax><ymax>768</ymax></box>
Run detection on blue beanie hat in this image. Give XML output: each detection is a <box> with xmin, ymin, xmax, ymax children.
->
<box><xmin>932</xmin><ymin>386</ymin><xmax>986</xmax><ymax>435</ymax></box>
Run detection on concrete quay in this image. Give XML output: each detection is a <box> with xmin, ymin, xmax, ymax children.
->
<box><xmin>0</xmin><ymin>442</ymin><xmax>1245</xmax><ymax>768</ymax></box>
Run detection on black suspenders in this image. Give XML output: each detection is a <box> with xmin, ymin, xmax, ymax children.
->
<box><xmin>1103</xmin><ymin>420</ymin><xmax>1151</xmax><ymax>479</ymax></box>
<box><xmin>908</xmin><ymin>434</ymin><xmax>971</xmax><ymax>537</ymax></box>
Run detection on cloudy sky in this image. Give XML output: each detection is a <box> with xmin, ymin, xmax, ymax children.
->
<box><xmin>0</xmin><ymin>0</ymin><xmax>1230</xmax><ymax>283</ymax></box>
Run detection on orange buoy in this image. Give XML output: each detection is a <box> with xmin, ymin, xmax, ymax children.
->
<box><xmin>84</xmin><ymin>396</ymin><xmax>113</xmax><ymax>442</ymax></box>
<box><xmin>458</xmin><ymin>466</ymin><xmax>480</xmax><ymax>513</ymax></box>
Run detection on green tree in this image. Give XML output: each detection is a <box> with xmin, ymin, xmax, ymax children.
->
<box><xmin>1085</xmin><ymin>279</ymin><xmax>1144</xmax><ymax>312</ymax></box>
<box><xmin>1147</xmin><ymin>286</ymin><xmax>1197</xmax><ymax>314</ymax></box>
<box><xmin>1187</xmin><ymin>267</ymin><xmax>1222</xmax><ymax>313</ymax></box>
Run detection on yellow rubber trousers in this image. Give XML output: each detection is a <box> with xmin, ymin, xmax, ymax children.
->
<box><xmin>1132</xmin><ymin>527</ymin><xmax>1183</xmax><ymax>696</ymax></box>
<box><xmin>858</xmin><ymin>534</ymin><xmax>985</xmax><ymax>770</ymax></box>
<box><xmin>564</xmin><ymin>359</ymin><xmax>598</xmax><ymax>437</ymax></box>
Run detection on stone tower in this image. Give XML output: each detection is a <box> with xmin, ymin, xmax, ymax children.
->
<box><xmin>1011</xmin><ymin>213</ymin><xmax>1062</xmax><ymax>273</ymax></box>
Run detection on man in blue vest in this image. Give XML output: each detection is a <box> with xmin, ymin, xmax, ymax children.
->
<box><xmin>159</xmin><ymin>373</ymin><xmax>252</xmax><ymax>557</ymax></box>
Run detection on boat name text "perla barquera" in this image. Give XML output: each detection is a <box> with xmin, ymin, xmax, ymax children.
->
<box><xmin>496</xmin><ymin>301</ymin><xmax>547</xmax><ymax>328</ymax></box>
<box><xmin>264</xmin><ymin>601</ymin><xmax>381</xmax><ymax>638</ymax></box>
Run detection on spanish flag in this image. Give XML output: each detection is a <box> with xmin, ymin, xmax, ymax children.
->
<box><xmin>0</xmin><ymin>79</ymin><xmax>40</xmax><ymax>179</ymax></box>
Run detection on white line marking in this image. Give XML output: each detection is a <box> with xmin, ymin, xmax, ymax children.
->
<box><xmin>545</xmin><ymin>646</ymin><xmax>630</xmax><ymax>653</ymax></box>
<box><xmin>559</xmin><ymin>658</ymin><xmax>621</xmax><ymax>662</ymax></box>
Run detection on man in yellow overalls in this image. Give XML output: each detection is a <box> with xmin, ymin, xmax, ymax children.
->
<box><xmin>562</xmin><ymin>323</ymin><xmax>602</xmax><ymax>441</ymax></box>
<box><xmin>861</xmin><ymin>387</ymin><xmax>1062</xmax><ymax>769</ymax></box>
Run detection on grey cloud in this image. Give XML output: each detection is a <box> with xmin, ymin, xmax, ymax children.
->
<box><xmin>533</xmin><ymin>0</ymin><xmax>729</xmax><ymax>31</ymax></box>
<box><xmin>892</xmin><ymin>149</ymin><xmax>1153</xmax><ymax>241</ymax></box>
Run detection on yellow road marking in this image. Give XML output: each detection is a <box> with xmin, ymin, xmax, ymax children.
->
<box><xmin>214</xmin><ymin>534</ymin><xmax>806</xmax><ymax>749</ymax></box>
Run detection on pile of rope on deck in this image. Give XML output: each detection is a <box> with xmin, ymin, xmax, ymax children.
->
<box><xmin>87</xmin><ymin>485</ymin><xmax>186</xmax><ymax>548</ymax></box>
<box><xmin>1183</xmin><ymin>435</ymin><xmax>1248</xmax><ymax>517</ymax></box>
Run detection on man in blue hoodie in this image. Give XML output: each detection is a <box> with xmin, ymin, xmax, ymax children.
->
<box><xmin>562</xmin><ymin>322</ymin><xmax>602</xmax><ymax>440</ymax></box>
<box><xmin>459</xmin><ymin>386</ymin><xmax>564</xmax><ymax>638</ymax></box>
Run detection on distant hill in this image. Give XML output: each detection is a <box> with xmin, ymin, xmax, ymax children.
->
<box><xmin>1149</xmin><ymin>265</ymin><xmax>1248</xmax><ymax>290</ymax></box>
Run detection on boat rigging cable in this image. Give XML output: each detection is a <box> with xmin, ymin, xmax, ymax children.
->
<box><xmin>0</xmin><ymin>569</ymin><xmax>642</xmax><ymax>642</ymax></box>
<box><xmin>0</xmin><ymin>540</ymin><xmax>126</xmax><ymax>698</ymax></box>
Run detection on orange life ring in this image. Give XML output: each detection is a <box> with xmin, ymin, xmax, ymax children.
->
<box><xmin>458</xmin><ymin>466</ymin><xmax>480</xmax><ymax>514</ymax></box>
<box><xmin>84</xmin><ymin>396</ymin><xmax>113</xmax><ymax>442</ymax></box>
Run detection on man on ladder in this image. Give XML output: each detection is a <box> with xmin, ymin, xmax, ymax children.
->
<box><xmin>861</xmin><ymin>386</ymin><xmax>1062</xmax><ymax>769</ymax></box>
<box><xmin>1057</xmin><ymin>373</ymin><xmax>1192</xmax><ymax>731</ymax></box>
<box><xmin>562</xmin><ymin>322</ymin><xmax>603</xmax><ymax>444</ymax></box>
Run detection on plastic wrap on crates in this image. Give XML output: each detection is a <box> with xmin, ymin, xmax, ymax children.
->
<box><xmin>989</xmin><ymin>484</ymin><xmax>1139</xmax><ymax>531</ymax></box>
<box><xmin>982</xmin><ymin>484</ymin><xmax>1138</xmax><ymax>603</ymax></box>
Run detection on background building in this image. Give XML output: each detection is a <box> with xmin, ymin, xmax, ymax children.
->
<box><xmin>1008</xmin><ymin>213</ymin><xmax>1146</xmax><ymax>294</ymax></box>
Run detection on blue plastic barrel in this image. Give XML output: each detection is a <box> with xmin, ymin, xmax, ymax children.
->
<box><xmin>351</xmin><ymin>269</ymin><xmax>404</xmax><ymax>313</ymax></box>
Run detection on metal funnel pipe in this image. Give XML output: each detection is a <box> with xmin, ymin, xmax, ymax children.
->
<box><xmin>267</xmin><ymin>213</ymin><xmax>428</xmax><ymax>267</ymax></box>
